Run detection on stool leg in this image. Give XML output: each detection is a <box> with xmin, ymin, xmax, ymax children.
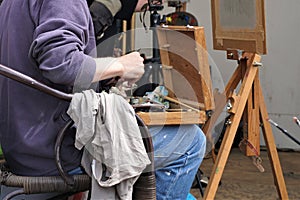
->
<box><xmin>195</xmin><ymin>169</ymin><xmax>204</xmax><ymax>197</ymax></box>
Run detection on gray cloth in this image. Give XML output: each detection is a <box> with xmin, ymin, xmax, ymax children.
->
<box><xmin>67</xmin><ymin>89</ymin><xmax>150</xmax><ymax>199</ymax></box>
<box><xmin>95</xmin><ymin>0</ymin><xmax>122</xmax><ymax>16</ymax></box>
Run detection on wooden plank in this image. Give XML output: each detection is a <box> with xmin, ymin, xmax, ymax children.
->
<box><xmin>195</xmin><ymin>27</ymin><xmax>215</xmax><ymax>110</ymax></box>
<box><xmin>158</xmin><ymin>28</ymin><xmax>174</xmax><ymax>96</ymax></box>
<box><xmin>137</xmin><ymin>111</ymin><xmax>207</xmax><ymax>125</ymax></box>
<box><xmin>244</xmin><ymin>70</ymin><xmax>260</xmax><ymax>156</ymax></box>
<box><xmin>258</xmin><ymin>79</ymin><xmax>289</xmax><ymax>199</ymax></box>
<box><xmin>130</xmin><ymin>14</ymin><xmax>136</xmax><ymax>50</ymax></box>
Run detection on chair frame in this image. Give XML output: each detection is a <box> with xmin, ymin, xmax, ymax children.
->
<box><xmin>0</xmin><ymin>64</ymin><xmax>156</xmax><ymax>200</ymax></box>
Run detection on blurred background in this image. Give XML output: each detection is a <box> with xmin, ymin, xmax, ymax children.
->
<box><xmin>133</xmin><ymin>0</ymin><xmax>300</xmax><ymax>150</ymax></box>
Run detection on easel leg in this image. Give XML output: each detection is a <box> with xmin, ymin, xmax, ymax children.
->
<box><xmin>243</xmin><ymin>70</ymin><xmax>260</xmax><ymax>156</ymax></box>
<box><xmin>258</xmin><ymin>79</ymin><xmax>289</xmax><ymax>199</ymax></box>
<box><xmin>203</xmin><ymin>54</ymin><xmax>260</xmax><ymax>199</ymax></box>
<box><xmin>202</xmin><ymin>62</ymin><xmax>242</xmax><ymax>162</ymax></box>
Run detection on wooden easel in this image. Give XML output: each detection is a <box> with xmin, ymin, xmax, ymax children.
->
<box><xmin>202</xmin><ymin>50</ymin><xmax>289</xmax><ymax>199</ymax></box>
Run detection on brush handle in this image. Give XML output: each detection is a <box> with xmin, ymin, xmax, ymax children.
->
<box><xmin>293</xmin><ymin>117</ymin><xmax>300</xmax><ymax>128</ymax></box>
<box><xmin>269</xmin><ymin>118</ymin><xmax>300</xmax><ymax>146</ymax></box>
<box><xmin>163</xmin><ymin>96</ymin><xmax>200</xmax><ymax>113</ymax></box>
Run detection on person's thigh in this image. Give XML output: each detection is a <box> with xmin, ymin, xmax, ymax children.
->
<box><xmin>149</xmin><ymin>125</ymin><xmax>206</xmax><ymax>200</ymax></box>
<box><xmin>149</xmin><ymin>125</ymin><xmax>206</xmax><ymax>169</ymax></box>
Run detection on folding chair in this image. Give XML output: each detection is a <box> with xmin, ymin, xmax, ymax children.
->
<box><xmin>0</xmin><ymin>64</ymin><xmax>156</xmax><ymax>200</ymax></box>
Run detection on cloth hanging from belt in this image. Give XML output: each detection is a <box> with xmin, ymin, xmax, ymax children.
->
<box><xmin>67</xmin><ymin>89</ymin><xmax>150</xmax><ymax>199</ymax></box>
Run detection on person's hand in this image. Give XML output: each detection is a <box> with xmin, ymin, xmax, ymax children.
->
<box><xmin>117</xmin><ymin>52</ymin><xmax>145</xmax><ymax>85</ymax></box>
<box><xmin>135</xmin><ymin>0</ymin><xmax>148</xmax><ymax>12</ymax></box>
<box><xmin>135</xmin><ymin>0</ymin><xmax>164</xmax><ymax>12</ymax></box>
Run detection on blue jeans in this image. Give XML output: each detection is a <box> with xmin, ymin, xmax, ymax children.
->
<box><xmin>149</xmin><ymin>124</ymin><xmax>206</xmax><ymax>200</ymax></box>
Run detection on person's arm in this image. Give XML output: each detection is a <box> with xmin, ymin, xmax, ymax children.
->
<box><xmin>92</xmin><ymin>52</ymin><xmax>144</xmax><ymax>84</ymax></box>
<box><xmin>29</xmin><ymin>0</ymin><xmax>96</xmax><ymax>86</ymax></box>
<box><xmin>29</xmin><ymin>0</ymin><xmax>144</xmax><ymax>89</ymax></box>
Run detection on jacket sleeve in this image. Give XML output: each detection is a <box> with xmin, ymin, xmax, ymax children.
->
<box><xmin>29</xmin><ymin>0</ymin><xmax>96</xmax><ymax>87</ymax></box>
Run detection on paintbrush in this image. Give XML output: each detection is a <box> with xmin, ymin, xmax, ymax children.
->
<box><xmin>268</xmin><ymin>118</ymin><xmax>300</xmax><ymax>146</ymax></box>
<box><xmin>293</xmin><ymin>116</ymin><xmax>300</xmax><ymax>128</ymax></box>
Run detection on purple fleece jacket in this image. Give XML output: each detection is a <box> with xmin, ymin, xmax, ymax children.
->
<box><xmin>0</xmin><ymin>0</ymin><xmax>97</xmax><ymax>176</ymax></box>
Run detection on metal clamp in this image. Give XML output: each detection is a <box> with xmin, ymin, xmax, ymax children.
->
<box><xmin>253</xmin><ymin>61</ymin><xmax>263</xmax><ymax>67</ymax></box>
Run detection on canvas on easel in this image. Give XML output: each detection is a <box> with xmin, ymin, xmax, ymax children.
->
<box><xmin>211</xmin><ymin>0</ymin><xmax>267</xmax><ymax>54</ymax></box>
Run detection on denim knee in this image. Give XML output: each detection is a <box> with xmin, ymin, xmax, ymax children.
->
<box><xmin>183</xmin><ymin>125</ymin><xmax>206</xmax><ymax>166</ymax></box>
<box><xmin>193</xmin><ymin>125</ymin><xmax>206</xmax><ymax>159</ymax></box>
<box><xmin>153</xmin><ymin>125</ymin><xmax>206</xmax><ymax>200</ymax></box>
<box><xmin>150</xmin><ymin>124</ymin><xmax>206</xmax><ymax>170</ymax></box>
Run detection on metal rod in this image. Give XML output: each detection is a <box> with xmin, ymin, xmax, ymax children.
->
<box><xmin>0</xmin><ymin>64</ymin><xmax>73</xmax><ymax>101</ymax></box>
<box><xmin>268</xmin><ymin>118</ymin><xmax>300</xmax><ymax>146</ymax></box>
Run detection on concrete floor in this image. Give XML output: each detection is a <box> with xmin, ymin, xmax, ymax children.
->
<box><xmin>191</xmin><ymin>148</ymin><xmax>300</xmax><ymax>200</ymax></box>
